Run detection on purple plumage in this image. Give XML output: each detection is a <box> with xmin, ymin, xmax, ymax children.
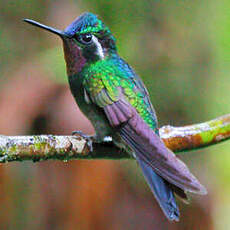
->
<box><xmin>104</xmin><ymin>99</ymin><xmax>207</xmax><ymax>220</ymax></box>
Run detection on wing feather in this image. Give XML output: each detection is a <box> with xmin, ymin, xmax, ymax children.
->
<box><xmin>104</xmin><ymin>100</ymin><xmax>207</xmax><ymax>195</ymax></box>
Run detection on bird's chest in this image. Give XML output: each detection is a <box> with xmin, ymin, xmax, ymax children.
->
<box><xmin>68</xmin><ymin>74</ymin><xmax>112</xmax><ymax>139</ymax></box>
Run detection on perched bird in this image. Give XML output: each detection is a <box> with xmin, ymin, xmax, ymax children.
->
<box><xmin>24</xmin><ymin>12</ymin><xmax>207</xmax><ymax>221</ymax></box>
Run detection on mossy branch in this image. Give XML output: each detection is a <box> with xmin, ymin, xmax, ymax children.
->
<box><xmin>0</xmin><ymin>114</ymin><xmax>229</xmax><ymax>163</ymax></box>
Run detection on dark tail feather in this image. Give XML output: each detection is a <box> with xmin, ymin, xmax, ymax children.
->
<box><xmin>169</xmin><ymin>183</ymin><xmax>189</xmax><ymax>204</ymax></box>
<box><xmin>137</xmin><ymin>157</ymin><xmax>180</xmax><ymax>221</ymax></box>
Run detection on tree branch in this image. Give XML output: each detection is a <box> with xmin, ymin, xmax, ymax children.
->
<box><xmin>0</xmin><ymin>114</ymin><xmax>229</xmax><ymax>163</ymax></box>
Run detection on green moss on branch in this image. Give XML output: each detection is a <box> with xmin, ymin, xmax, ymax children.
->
<box><xmin>0</xmin><ymin>113</ymin><xmax>229</xmax><ymax>163</ymax></box>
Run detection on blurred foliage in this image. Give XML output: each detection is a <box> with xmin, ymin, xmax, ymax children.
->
<box><xmin>0</xmin><ymin>0</ymin><xmax>230</xmax><ymax>230</ymax></box>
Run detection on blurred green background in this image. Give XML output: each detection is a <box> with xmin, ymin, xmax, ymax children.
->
<box><xmin>0</xmin><ymin>0</ymin><xmax>230</xmax><ymax>229</ymax></box>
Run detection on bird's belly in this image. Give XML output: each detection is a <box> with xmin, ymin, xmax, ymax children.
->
<box><xmin>81</xmin><ymin>103</ymin><xmax>112</xmax><ymax>140</ymax></box>
<box><xmin>71</xmin><ymin>88</ymin><xmax>112</xmax><ymax>140</ymax></box>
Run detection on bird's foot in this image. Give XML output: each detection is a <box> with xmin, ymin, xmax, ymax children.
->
<box><xmin>72</xmin><ymin>131</ymin><xmax>93</xmax><ymax>152</ymax></box>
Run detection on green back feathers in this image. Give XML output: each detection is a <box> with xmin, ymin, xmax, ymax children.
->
<box><xmin>81</xmin><ymin>58</ymin><xmax>157</xmax><ymax>130</ymax></box>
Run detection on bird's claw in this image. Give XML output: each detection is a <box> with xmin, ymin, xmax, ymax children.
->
<box><xmin>72</xmin><ymin>131</ymin><xmax>93</xmax><ymax>152</ymax></box>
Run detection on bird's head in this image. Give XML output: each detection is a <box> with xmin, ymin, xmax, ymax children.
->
<box><xmin>24</xmin><ymin>12</ymin><xmax>116</xmax><ymax>75</ymax></box>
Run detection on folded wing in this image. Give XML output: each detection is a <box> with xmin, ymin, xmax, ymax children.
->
<box><xmin>104</xmin><ymin>100</ymin><xmax>207</xmax><ymax>195</ymax></box>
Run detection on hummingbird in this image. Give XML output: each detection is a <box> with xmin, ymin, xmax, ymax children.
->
<box><xmin>24</xmin><ymin>12</ymin><xmax>207</xmax><ymax>221</ymax></box>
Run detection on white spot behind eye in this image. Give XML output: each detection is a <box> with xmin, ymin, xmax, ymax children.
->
<box><xmin>92</xmin><ymin>35</ymin><xmax>104</xmax><ymax>59</ymax></box>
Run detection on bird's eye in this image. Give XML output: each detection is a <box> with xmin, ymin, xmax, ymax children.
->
<box><xmin>76</xmin><ymin>34</ymin><xmax>93</xmax><ymax>45</ymax></box>
<box><xmin>82</xmin><ymin>34</ymin><xmax>92</xmax><ymax>43</ymax></box>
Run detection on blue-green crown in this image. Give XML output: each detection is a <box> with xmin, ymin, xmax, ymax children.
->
<box><xmin>64</xmin><ymin>12</ymin><xmax>113</xmax><ymax>38</ymax></box>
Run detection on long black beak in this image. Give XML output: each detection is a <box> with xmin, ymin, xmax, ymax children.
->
<box><xmin>23</xmin><ymin>19</ymin><xmax>70</xmax><ymax>38</ymax></box>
